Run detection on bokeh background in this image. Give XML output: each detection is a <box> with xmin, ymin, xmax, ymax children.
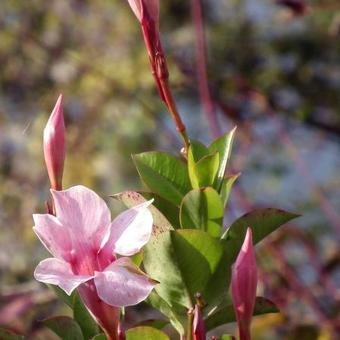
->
<box><xmin>0</xmin><ymin>0</ymin><xmax>339</xmax><ymax>339</ymax></box>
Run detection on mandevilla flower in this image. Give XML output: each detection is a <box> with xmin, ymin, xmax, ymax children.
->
<box><xmin>43</xmin><ymin>94</ymin><xmax>65</xmax><ymax>191</ymax></box>
<box><xmin>33</xmin><ymin>185</ymin><xmax>156</xmax><ymax>339</ymax></box>
<box><xmin>231</xmin><ymin>228</ymin><xmax>258</xmax><ymax>340</ymax></box>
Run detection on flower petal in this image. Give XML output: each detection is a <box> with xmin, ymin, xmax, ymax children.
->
<box><xmin>33</xmin><ymin>214</ymin><xmax>72</xmax><ymax>261</ymax></box>
<box><xmin>34</xmin><ymin>258</ymin><xmax>93</xmax><ymax>295</ymax></box>
<box><xmin>51</xmin><ymin>185</ymin><xmax>111</xmax><ymax>250</ymax></box>
<box><xmin>94</xmin><ymin>257</ymin><xmax>156</xmax><ymax>307</ymax></box>
<box><xmin>101</xmin><ymin>200</ymin><xmax>153</xmax><ymax>257</ymax></box>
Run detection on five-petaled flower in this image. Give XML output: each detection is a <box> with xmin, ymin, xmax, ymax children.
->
<box><xmin>33</xmin><ymin>185</ymin><xmax>156</xmax><ymax>338</ymax></box>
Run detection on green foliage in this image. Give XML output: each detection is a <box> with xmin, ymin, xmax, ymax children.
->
<box><xmin>220</xmin><ymin>173</ymin><xmax>240</xmax><ymax>207</ymax></box>
<box><xmin>0</xmin><ymin>328</ymin><xmax>24</xmax><ymax>340</ymax></box>
<box><xmin>43</xmin><ymin>316</ymin><xmax>84</xmax><ymax>340</ymax></box>
<box><xmin>133</xmin><ymin>152</ymin><xmax>191</xmax><ymax>206</ymax></box>
<box><xmin>208</xmin><ymin>127</ymin><xmax>236</xmax><ymax>191</ymax></box>
<box><xmin>180</xmin><ymin>187</ymin><xmax>224</xmax><ymax>237</ymax></box>
<box><xmin>222</xmin><ymin>208</ymin><xmax>300</xmax><ymax>260</ymax></box>
<box><xmin>126</xmin><ymin>326</ymin><xmax>170</xmax><ymax>340</ymax></box>
<box><xmin>205</xmin><ymin>297</ymin><xmax>279</xmax><ymax>331</ymax></box>
<box><xmin>143</xmin><ymin>229</ymin><xmax>225</xmax><ymax>309</ymax></box>
<box><xmin>73</xmin><ymin>292</ymin><xmax>100</xmax><ymax>339</ymax></box>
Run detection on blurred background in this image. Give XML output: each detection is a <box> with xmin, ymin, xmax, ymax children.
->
<box><xmin>0</xmin><ymin>0</ymin><xmax>339</xmax><ymax>339</ymax></box>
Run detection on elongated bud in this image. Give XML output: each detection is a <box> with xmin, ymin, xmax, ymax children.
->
<box><xmin>43</xmin><ymin>94</ymin><xmax>65</xmax><ymax>191</ymax></box>
<box><xmin>193</xmin><ymin>303</ymin><xmax>206</xmax><ymax>340</ymax></box>
<box><xmin>127</xmin><ymin>0</ymin><xmax>159</xmax><ymax>24</ymax></box>
<box><xmin>231</xmin><ymin>228</ymin><xmax>257</xmax><ymax>340</ymax></box>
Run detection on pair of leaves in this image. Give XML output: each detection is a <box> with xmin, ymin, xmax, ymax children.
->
<box><xmin>188</xmin><ymin>128</ymin><xmax>235</xmax><ymax>191</ymax></box>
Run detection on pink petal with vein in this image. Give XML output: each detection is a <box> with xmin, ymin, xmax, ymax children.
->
<box><xmin>94</xmin><ymin>257</ymin><xmax>156</xmax><ymax>307</ymax></box>
<box><xmin>51</xmin><ymin>185</ymin><xmax>111</xmax><ymax>249</ymax></box>
<box><xmin>34</xmin><ymin>258</ymin><xmax>93</xmax><ymax>295</ymax></box>
<box><xmin>33</xmin><ymin>214</ymin><xmax>72</xmax><ymax>261</ymax></box>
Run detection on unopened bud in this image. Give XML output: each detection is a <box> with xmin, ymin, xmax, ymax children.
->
<box><xmin>43</xmin><ymin>94</ymin><xmax>65</xmax><ymax>191</ymax></box>
<box><xmin>231</xmin><ymin>227</ymin><xmax>257</xmax><ymax>340</ymax></box>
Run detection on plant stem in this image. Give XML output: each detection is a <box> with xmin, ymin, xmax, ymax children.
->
<box><xmin>186</xmin><ymin>308</ymin><xmax>194</xmax><ymax>340</ymax></box>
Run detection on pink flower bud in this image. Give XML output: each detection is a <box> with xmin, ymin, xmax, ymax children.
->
<box><xmin>127</xmin><ymin>0</ymin><xmax>159</xmax><ymax>24</ymax></box>
<box><xmin>193</xmin><ymin>303</ymin><xmax>206</xmax><ymax>340</ymax></box>
<box><xmin>231</xmin><ymin>228</ymin><xmax>257</xmax><ymax>340</ymax></box>
<box><xmin>43</xmin><ymin>94</ymin><xmax>65</xmax><ymax>191</ymax></box>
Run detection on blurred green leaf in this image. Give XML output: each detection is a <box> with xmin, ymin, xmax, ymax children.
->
<box><xmin>73</xmin><ymin>292</ymin><xmax>99</xmax><ymax>339</ymax></box>
<box><xmin>209</xmin><ymin>127</ymin><xmax>236</xmax><ymax>191</ymax></box>
<box><xmin>180</xmin><ymin>187</ymin><xmax>224</xmax><ymax>237</ymax></box>
<box><xmin>49</xmin><ymin>285</ymin><xmax>74</xmax><ymax>307</ymax></box>
<box><xmin>188</xmin><ymin>151</ymin><xmax>220</xmax><ymax>189</ymax></box>
<box><xmin>133</xmin><ymin>152</ymin><xmax>190</xmax><ymax>206</ymax></box>
<box><xmin>0</xmin><ymin>328</ymin><xmax>24</xmax><ymax>340</ymax></box>
<box><xmin>222</xmin><ymin>208</ymin><xmax>300</xmax><ymax>260</ymax></box>
<box><xmin>220</xmin><ymin>173</ymin><xmax>240</xmax><ymax>207</ymax></box>
<box><xmin>219</xmin><ymin>335</ymin><xmax>235</xmax><ymax>340</ymax></box>
<box><xmin>143</xmin><ymin>230</ymin><xmax>225</xmax><ymax>309</ymax></box>
<box><xmin>43</xmin><ymin>316</ymin><xmax>84</xmax><ymax>340</ymax></box>
<box><xmin>138</xmin><ymin>319</ymin><xmax>169</xmax><ymax>330</ymax></box>
<box><xmin>146</xmin><ymin>291</ymin><xmax>186</xmax><ymax>335</ymax></box>
<box><xmin>126</xmin><ymin>326</ymin><xmax>170</xmax><ymax>340</ymax></box>
<box><xmin>90</xmin><ymin>334</ymin><xmax>106</xmax><ymax>340</ymax></box>
<box><xmin>205</xmin><ymin>297</ymin><xmax>279</xmax><ymax>331</ymax></box>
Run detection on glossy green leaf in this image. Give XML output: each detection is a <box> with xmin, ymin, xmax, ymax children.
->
<box><xmin>43</xmin><ymin>316</ymin><xmax>84</xmax><ymax>340</ymax></box>
<box><xmin>188</xmin><ymin>152</ymin><xmax>220</xmax><ymax>189</ymax></box>
<box><xmin>146</xmin><ymin>291</ymin><xmax>186</xmax><ymax>335</ymax></box>
<box><xmin>222</xmin><ymin>208</ymin><xmax>300</xmax><ymax>260</ymax></box>
<box><xmin>112</xmin><ymin>191</ymin><xmax>174</xmax><ymax>233</ymax></box>
<box><xmin>133</xmin><ymin>152</ymin><xmax>191</xmax><ymax>206</ymax></box>
<box><xmin>73</xmin><ymin>292</ymin><xmax>99</xmax><ymax>339</ymax></box>
<box><xmin>143</xmin><ymin>230</ymin><xmax>225</xmax><ymax>309</ymax></box>
<box><xmin>0</xmin><ymin>328</ymin><xmax>24</xmax><ymax>340</ymax></box>
<box><xmin>180</xmin><ymin>187</ymin><xmax>224</xmax><ymax>237</ymax></box>
<box><xmin>220</xmin><ymin>173</ymin><xmax>240</xmax><ymax>207</ymax></box>
<box><xmin>209</xmin><ymin>127</ymin><xmax>236</xmax><ymax>190</ymax></box>
<box><xmin>205</xmin><ymin>297</ymin><xmax>279</xmax><ymax>331</ymax></box>
<box><xmin>126</xmin><ymin>326</ymin><xmax>170</xmax><ymax>340</ymax></box>
<box><xmin>188</xmin><ymin>140</ymin><xmax>209</xmax><ymax>162</ymax></box>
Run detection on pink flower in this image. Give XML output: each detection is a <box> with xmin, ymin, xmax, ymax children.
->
<box><xmin>231</xmin><ymin>228</ymin><xmax>257</xmax><ymax>340</ymax></box>
<box><xmin>43</xmin><ymin>95</ymin><xmax>65</xmax><ymax>191</ymax></box>
<box><xmin>34</xmin><ymin>185</ymin><xmax>156</xmax><ymax>339</ymax></box>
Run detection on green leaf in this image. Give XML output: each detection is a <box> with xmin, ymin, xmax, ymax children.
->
<box><xmin>141</xmin><ymin>192</ymin><xmax>180</xmax><ymax>228</ymax></box>
<box><xmin>143</xmin><ymin>230</ymin><xmax>225</xmax><ymax>309</ymax></box>
<box><xmin>180</xmin><ymin>187</ymin><xmax>224</xmax><ymax>237</ymax></box>
<box><xmin>130</xmin><ymin>250</ymin><xmax>144</xmax><ymax>267</ymax></box>
<box><xmin>220</xmin><ymin>173</ymin><xmax>240</xmax><ymax>207</ymax></box>
<box><xmin>220</xmin><ymin>335</ymin><xmax>235</xmax><ymax>340</ymax></box>
<box><xmin>146</xmin><ymin>291</ymin><xmax>186</xmax><ymax>335</ymax></box>
<box><xmin>222</xmin><ymin>208</ymin><xmax>300</xmax><ymax>260</ymax></box>
<box><xmin>126</xmin><ymin>326</ymin><xmax>170</xmax><ymax>340</ymax></box>
<box><xmin>133</xmin><ymin>152</ymin><xmax>191</xmax><ymax>206</ymax></box>
<box><xmin>205</xmin><ymin>297</ymin><xmax>279</xmax><ymax>331</ymax></box>
<box><xmin>43</xmin><ymin>316</ymin><xmax>84</xmax><ymax>340</ymax></box>
<box><xmin>0</xmin><ymin>328</ymin><xmax>24</xmax><ymax>340</ymax></box>
<box><xmin>73</xmin><ymin>292</ymin><xmax>99</xmax><ymax>339</ymax></box>
<box><xmin>188</xmin><ymin>152</ymin><xmax>220</xmax><ymax>189</ymax></box>
<box><xmin>209</xmin><ymin>127</ymin><xmax>236</xmax><ymax>191</ymax></box>
<box><xmin>49</xmin><ymin>285</ymin><xmax>74</xmax><ymax>307</ymax></box>
<box><xmin>188</xmin><ymin>140</ymin><xmax>209</xmax><ymax>162</ymax></box>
